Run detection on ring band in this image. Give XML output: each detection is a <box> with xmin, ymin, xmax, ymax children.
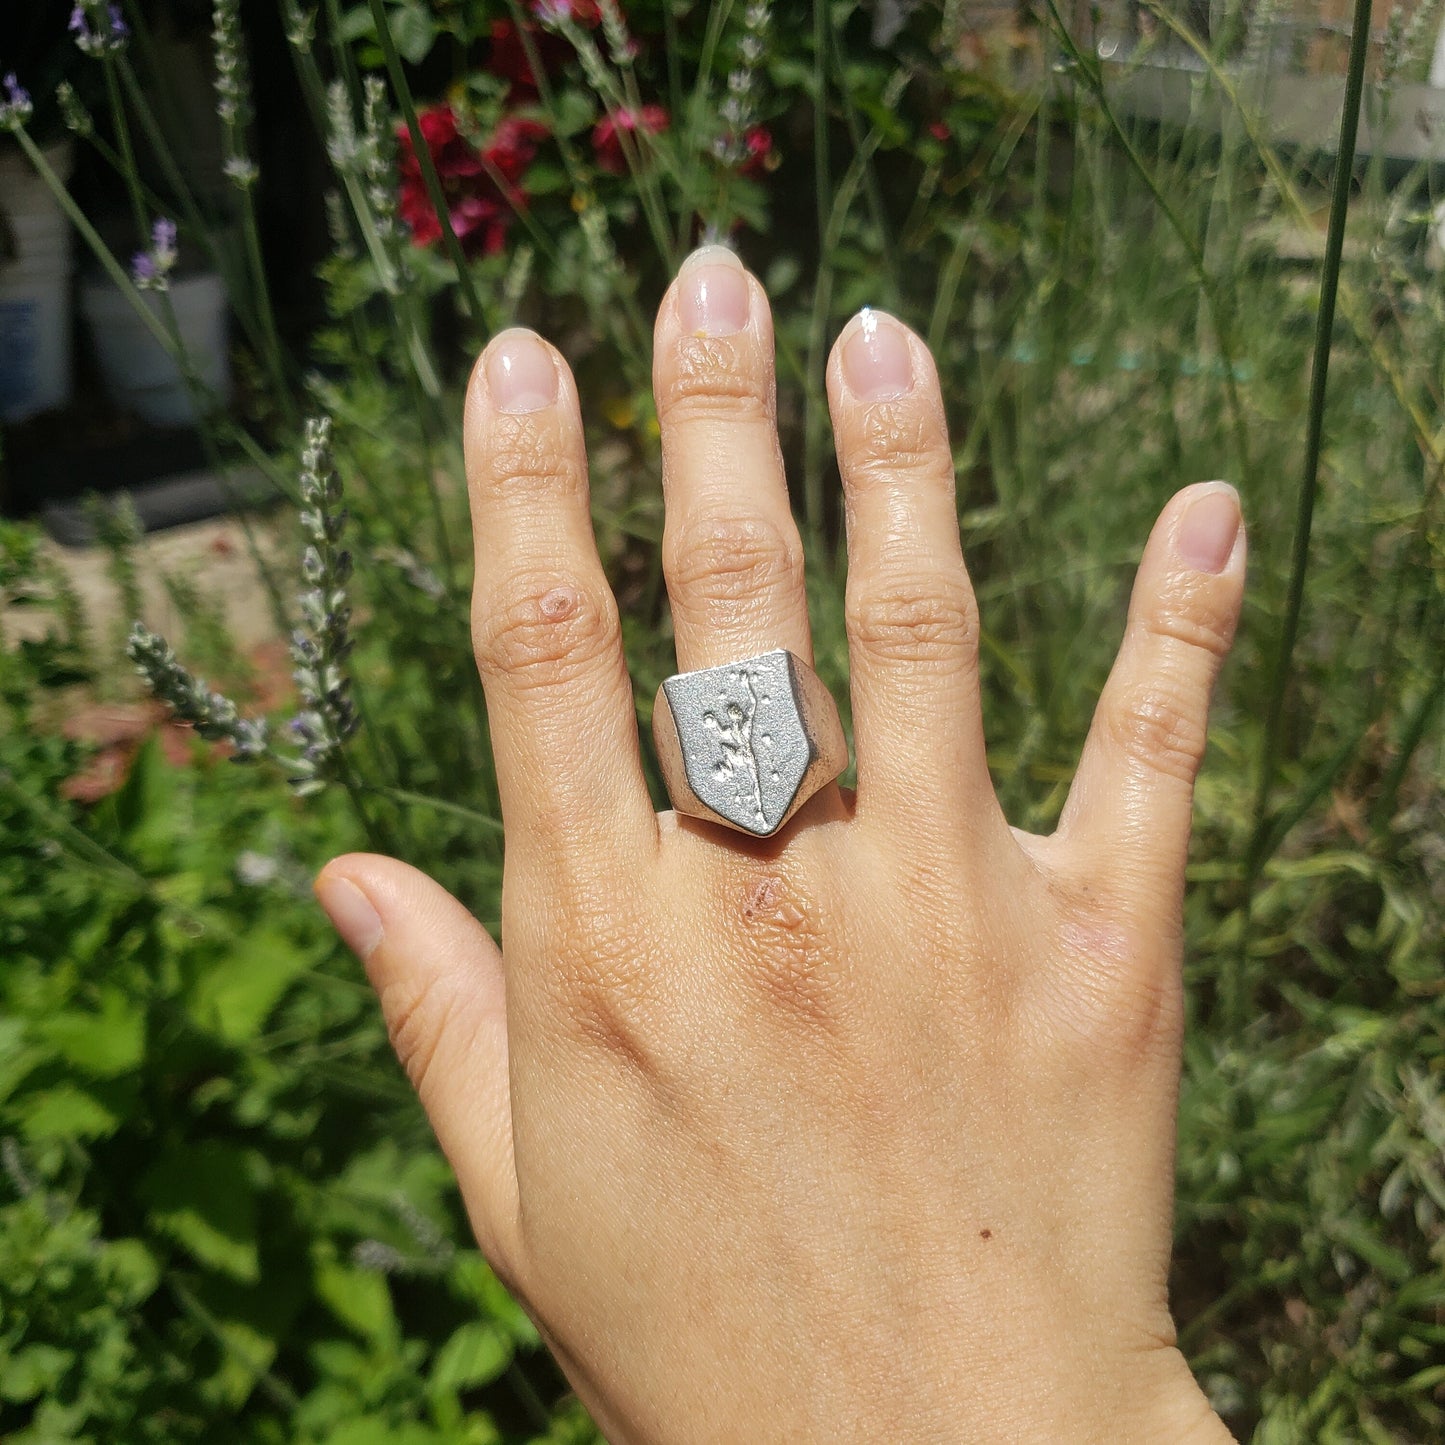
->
<box><xmin>651</xmin><ymin>649</ymin><xmax>848</xmax><ymax>837</ymax></box>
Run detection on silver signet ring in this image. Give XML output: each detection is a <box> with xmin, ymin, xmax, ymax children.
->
<box><xmin>651</xmin><ymin>649</ymin><xmax>849</xmax><ymax>837</ymax></box>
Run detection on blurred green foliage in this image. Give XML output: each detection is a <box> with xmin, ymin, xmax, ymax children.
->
<box><xmin>1</xmin><ymin>0</ymin><xmax>1443</xmax><ymax>1440</ymax></box>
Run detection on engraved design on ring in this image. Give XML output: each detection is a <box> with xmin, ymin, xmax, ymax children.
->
<box><xmin>652</xmin><ymin>649</ymin><xmax>848</xmax><ymax>837</ymax></box>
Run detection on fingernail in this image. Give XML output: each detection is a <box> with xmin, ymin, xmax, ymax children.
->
<box><xmin>678</xmin><ymin>244</ymin><xmax>749</xmax><ymax>337</ymax></box>
<box><xmin>315</xmin><ymin>873</ymin><xmax>383</xmax><ymax>961</ymax></box>
<box><xmin>842</xmin><ymin>308</ymin><xmax>914</xmax><ymax>402</ymax></box>
<box><xmin>1176</xmin><ymin>483</ymin><xmax>1241</xmax><ymax>574</ymax></box>
<box><xmin>486</xmin><ymin>329</ymin><xmax>558</xmax><ymax>413</ymax></box>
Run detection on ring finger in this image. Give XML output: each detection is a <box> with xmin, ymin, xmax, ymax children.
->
<box><xmin>654</xmin><ymin>245</ymin><xmax>813</xmax><ymax>674</ymax></box>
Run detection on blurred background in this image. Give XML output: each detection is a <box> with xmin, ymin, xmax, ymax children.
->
<box><xmin>1</xmin><ymin>2</ymin><xmax>1443</xmax><ymax>1441</ymax></box>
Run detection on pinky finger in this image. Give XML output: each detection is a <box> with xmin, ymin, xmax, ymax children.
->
<box><xmin>1056</xmin><ymin>482</ymin><xmax>1246</xmax><ymax>922</ymax></box>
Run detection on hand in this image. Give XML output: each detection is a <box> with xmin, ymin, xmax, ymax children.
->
<box><xmin>315</xmin><ymin>246</ymin><xmax>1244</xmax><ymax>1443</ymax></box>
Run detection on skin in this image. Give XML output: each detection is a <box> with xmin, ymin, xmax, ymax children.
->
<box><xmin>315</xmin><ymin>249</ymin><xmax>1244</xmax><ymax>1443</ymax></box>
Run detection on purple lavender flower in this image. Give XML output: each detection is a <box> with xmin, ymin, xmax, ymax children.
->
<box><xmin>127</xmin><ymin>623</ymin><xmax>272</xmax><ymax>762</ymax></box>
<box><xmin>132</xmin><ymin>216</ymin><xmax>178</xmax><ymax>290</ymax></box>
<box><xmin>70</xmin><ymin>0</ymin><xmax>129</xmax><ymax>55</ymax></box>
<box><xmin>0</xmin><ymin>72</ymin><xmax>32</xmax><ymax>130</ymax></box>
<box><xmin>153</xmin><ymin>217</ymin><xmax>178</xmax><ymax>265</ymax></box>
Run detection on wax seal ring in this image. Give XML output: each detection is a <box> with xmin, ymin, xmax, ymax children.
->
<box><xmin>652</xmin><ymin>649</ymin><xmax>848</xmax><ymax>837</ymax></box>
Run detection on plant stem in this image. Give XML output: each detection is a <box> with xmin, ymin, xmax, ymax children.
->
<box><xmin>169</xmin><ymin>1277</ymin><xmax>301</xmax><ymax>1412</ymax></box>
<box><xmin>826</xmin><ymin>18</ymin><xmax>901</xmax><ymax>314</ymax></box>
<box><xmin>13</xmin><ymin>129</ymin><xmax>176</xmax><ymax>354</ymax></box>
<box><xmin>1233</xmin><ymin>0</ymin><xmax>1374</xmax><ymax>1027</ymax></box>
<box><xmin>1149</xmin><ymin>2</ymin><xmax>1441</xmax><ymax>474</ymax></box>
<box><xmin>493</xmin><ymin>0</ymin><xmax>652</xmax><ymax>373</ymax></box>
<box><xmin>1044</xmin><ymin>1</ymin><xmax>1252</xmax><ymax>488</ymax></box>
<box><xmin>366</xmin><ymin>0</ymin><xmax>484</xmax><ymax>325</ymax></box>
<box><xmin>236</xmin><ymin>184</ymin><xmax>296</xmax><ymax>426</ymax></box>
<box><xmin>0</xmin><ymin>767</ymin><xmax>154</xmax><ymax>896</ymax></box>
<box><xmin>1370</xmin><ymin>617</ymin><xmax>1445</xmax><ymax>833</ymax></box>
<box><xmin>366</xmin><ymin>784</ymin><xmax>505</xmax><ymax>835</ymax></box>
<box><xmin>101</xmin><ymin>56</ymin><xmax>150</xmax><ymax>250</ymax></box>
<box><xmin>801</xmin><ymin>70</ymin><xmax>909</xmax><ymax>544</ymax></box>
<box><xmin>114</xmin><ymin>56</ymin><xmax>281</xmax><ymax>387</ymax></box>
<box><xmin>802</xmin><ymin>0</ymin><xmax>832</xmax><ymax>543</ymax></box>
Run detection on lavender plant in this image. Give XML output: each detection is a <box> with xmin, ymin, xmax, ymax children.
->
<box><xmin>717</xmin><ymin>0</ymin><xmax>771</xmax><ymax>169</ymax></box>
<box><xmin>0</xmin><ymin>72</ymin><xmax>31</xmax><ymax>130</ymax></box>
<box><xmin>285</xmin><ymin>417</ymin><xmax>361</xmax><ymax>798</ymax></box>
<box><xmin>125</xmin><ymin>624</ymin><xmax>271</xmax><ymax>761</ymax></box>
<box><xmin>131</xmin><ymin>216</ymin><xmax>178</xmax><ymax>291</ymax></box>
<box><xmin>67</xmin><ymin>1</ymin><xmax>128</xmax><ymax>57</ymax></box>
<box><xmin>127</xmin><ymin>418</ymin><xmax>360</xmax><ymax>802</ymax></box>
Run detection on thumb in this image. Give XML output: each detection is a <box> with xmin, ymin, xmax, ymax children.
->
<box><xmin>315</xmin><ymin>854</ymin><xmax>521</xmax><ymax>1277</ymax></box>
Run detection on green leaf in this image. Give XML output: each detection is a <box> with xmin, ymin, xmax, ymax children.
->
<box><xmin>201</xmin><ymin>1306</ymin><xmax>280</xmax><ymax>1411</ymax></box>
<box><xmin>0</xmin><ymin>1343</ymin><xmax>72</xmax><ymax>1403</ymax></box>
<box><xmin>448</xmin><ymin>1251</ymin><xmax>537</xmax><ymax>1345</ymax></box>
<box><xmin>314</xmin><ymin>1259</ymin><xmax>398</xmax><ymax>1346</ymax></box>
<box><xmin>389</xmin><ymin>1</ymin><xmax>439</xmax><ymax>64</ymax></box>
<box><xmin>429</xmin><ymin>1322</ymin><xmax>510</xmax><ymax>1394</ymax></box>
<box><xmin>37</xmin><ymin>991</ymin><xmax>146</xmax><ymax>1078</ymax></box>
<box><xmin>0</xmin><ymin>1016</ymin><xmax>44</xmax><ymax>1104</ymax></box>
<box><xmin>336</xmin><ymin>3</ymin><xmax>375</xmax><ymax>42</ymax></box>
<box><xmin>106</xmin><ymin>732</ymin><xmax>180</xmax><ymax>869</ymax></box>
<box><xmin>140</xmin><ymin>1143</ymin><xmax>261</xmax><ymax>1283</ymax></box>
<box><xmin>187</xmin><ymin>926</ymin><xmax>316</xmax><ymax>1044</ymax></box>
<box><xmin>16</xmin><ymin>1084</ymin><xmax>121</xmax><ymax>1140</ymax></box>
<box><xmin>103</xmin><ymin>1238</ymin><xmax>161</xmax><ymax>1306</ymax></box>
<box><xmin>324</xmin><ymin>1422</ymin><xmax>440</xmax><ymax>1445</ymax></box>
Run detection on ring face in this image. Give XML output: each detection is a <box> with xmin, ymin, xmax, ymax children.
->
<box><xmin>652</xmin><ymin>649</ymin><xmax>848</xmax><ymax>837</ymax></box>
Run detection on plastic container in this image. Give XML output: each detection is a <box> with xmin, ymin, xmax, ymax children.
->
<box><xmin>79</xmin><ymin>271</ymin><xmax>230</xmax><ymax>426</ymax></box>
<box><xmin>0</xmin><ymin>143</ymin><xmax>75</xmax><ymax>422</ymax></box>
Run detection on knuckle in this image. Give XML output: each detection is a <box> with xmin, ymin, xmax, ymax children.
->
<box><xmin>1105</xmin><ymin>679</ymin><xmax>1210</xmax><ymax>783</ymax></box>
<box><xmin>543</xmin><ymin>920</ymin><xmax>672</xmax><ymax>1079</ymax></box>
<box><xmin>1043</xmin><ymin>913</ymin><xmax>1183</xmax><ymax>1076</ymax></box>
<box><xmin>473</xmin><ymin>574</ymin><xmax>621</xmax><ymax>690</ymax></box>
<box><xmin>658</xmin><ymin>334</ymin><xmax>773</xmax><ymax>421</ymax></box>
<box><xmin>664</xmin><ymin>512</ymin><xmax>804</xmax><ymax>610</ymax></box>
<box><xmin>844</xmin><ymin>401</ymin><xmax>953</xmax><ymax>486</ymax></box>
<box><xmin>475</xmin><ymin>412</ymin><xmax>579</xmax><ymax>496</ymax></box>
<box><xmin>1137</xmin><ymin>576</ymin><xmax>1238</xmax><ymax>661</ymax></box>
<box><xmin>566</xmin><ymin>975</ymin><xmax>661</xmax><ymax>1077</ymax></box>
<box><xmin>846</xmin><ymin>575</ymin><xmax>978</xmax><ymax>667</ymax></box>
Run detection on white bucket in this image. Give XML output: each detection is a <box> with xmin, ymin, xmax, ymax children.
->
<box><xmin>79</xmin><ymin>271</ymin><xmax>231</xmax><ymax>427</ymax></box>
<box><xmin>0</xmin><ymin>144</ymin><xmax>75</xmax><ymax>422</ymax></box>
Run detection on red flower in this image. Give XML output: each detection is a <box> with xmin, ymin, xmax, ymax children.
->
<box><xmin>488</xmin><ymin>20</ymin><xmax>543</xmax><ymax>92</ymax></box>
<box><xmin>590</xmin><ymin>104</ymin><xmax>669</xmax><ymax>174</ymax></box>
<box><xmin>739</xmin><ymin>125</ymin><xmax>773</xmax><ymax>178</ymax></box>
<box><xmin>397</xmin><ymin>103</ymin><xmax>549</xmax><ymax>257</ymax></box>
<box><xmin>928</xmin><ymin>120</ymin><xmax>950</xmax><ymax>142</ymax></box>
<box><xmin>488</xmin><ymin>2</ymin><xmax>605</xmax><ymax>96</ymax></box>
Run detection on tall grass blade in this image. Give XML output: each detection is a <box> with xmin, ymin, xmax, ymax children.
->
<box><xmin>1234</xmin><ymin>0</ymin><xmax>1376</xmax><ymax>1025</ymax></box>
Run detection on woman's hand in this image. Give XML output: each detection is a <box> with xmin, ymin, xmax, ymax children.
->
<box><xmin>315</xmin><ymin>246</ymin><xmax>1244</xmax><ymax>1443</ymax></box>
